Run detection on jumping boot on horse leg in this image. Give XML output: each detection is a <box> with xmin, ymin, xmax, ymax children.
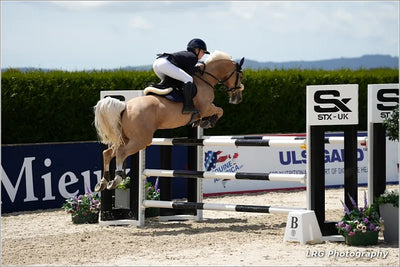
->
<box><xmin>182</xmin><ymin>82</ymin><xmax>199</xmax><ymax>114</ymax></box>
<box><xmin>106</xmin><ymin>170</ymin><xmax>125</xmax><ymax>190</ymax></box>
<box><xmin>199</xmin><ymin>114</ymin><xmax>219</xmax><ymax>129</ymax></box>
<box><xmin>94</xmin><ymin>171</ymin><xmax>111</xmax><ymax>192</ymax></box>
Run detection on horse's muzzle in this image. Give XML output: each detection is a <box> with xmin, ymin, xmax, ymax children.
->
<box><xmin>229</xmin><ymin>84</ymin><xmax>244</xmax><ymax>104</ymax></box>
<box><xmin>229</xmin><ymin>91</ymin><xmax>243</xmax><ymax>104</ymax></box>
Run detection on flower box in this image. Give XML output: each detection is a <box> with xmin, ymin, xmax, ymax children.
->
<box><xmin>62</xmin><ymin>190</ymin><xmax>101</xmax><ymax>225</ymax></box>
<box><xmin>379</xmin><ymin>203</ymin><xmax>399</xmax><ymax>243</ymax></box>
<box><xmin>145</xmin><ymin>208</ymin><xmax>160</xmax><ymax>218</ymax></box>
<box><xmin>115</xmin><ymin>188</ymin><xmax>130</xmax><ymax>209</ymax></box>
<box><xmin>336</xmin><ymin>191</ymin><xmax>382</xmax><ymax>246</ymax></box>
<box><xmin>374</xmin><ymin>189</ymin><xmax>399</xmax><ymax>243</ymax></box>
<box><xmin>345</xmin><ymin>231</ymin><xmax>379</xmax><ymax>246</ymax></box>
<box><xmin>72</xmin><ymin>212</ymin><xmax>99</xmax><ymax>224</ymax></box>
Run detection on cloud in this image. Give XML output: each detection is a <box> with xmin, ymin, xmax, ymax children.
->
<box><xmin>129</xmin><ymin>16</ymin><xmax>152</xmax><ymax>30</ymax></box>
<box><xmin>50</xmin><ymin>1</ymin><xmax>110</xmax><ymax>11</ymax></box>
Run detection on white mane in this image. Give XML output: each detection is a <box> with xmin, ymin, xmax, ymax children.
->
<box><xmin>204</xmin><ymin>50</ymin><xmax>232</xmax><ymax>64</ymax></box>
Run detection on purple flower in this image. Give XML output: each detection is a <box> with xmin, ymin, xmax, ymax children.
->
<box><xmin>340</xmin><ymin>200</ymin><xmax>351</xmax><ymax>215</ymax></box>
<box><xmin>348</xmin><ymin>231</ymin><xmax>356</xmax><ymax>236</ymax></box>
<box><xmin>363</xmin><ymin>218</ymin><xmax>369</xmax><ymax>224</ymax></box>
<box><xmin>363</xmin><ymin>191</ymin><xmax>368</xmax><ymax>209</ymax></box>
<box><xmin>348</xmin><ymin>193</ymin><xmax>358</xmax><ymax>211</ymax></box>
<box><xmin>154</xmin><ymin>177</ymin><xmax>159</xmax><ymax>191</ymax></box>
<box><xmin>85</xmin><ymin>184</ymin><xmax>93</xmax><ymax>194</ymax></box>
<box><xmin>345</xmin><ymin>224</ymin><xmax>352</xmax><ymax>231</ymax></box>
<box><xmin>338</xmin><ymin>221</ymin><xmax>344</xmax><ymax>227</ymax></box>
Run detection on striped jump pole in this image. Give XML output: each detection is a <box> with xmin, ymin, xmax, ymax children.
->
<box><xmin>150</xmin><ymin>136</ymin><xmax>367</xmax><ymax>147</ymax></box>
<box><xmin>151</xmin><ymin>138</ymin><xmax>306</xmax><ymax>147</ymax></box>
<box><xmin>142</xmin><ymin>169</ymin><xmax>306</xmax><ymax>183</ymax></box>
<box><xmin>143</xmin><ymin>200</ymin><xmax>305</xmax><ymax>214</ymax></box>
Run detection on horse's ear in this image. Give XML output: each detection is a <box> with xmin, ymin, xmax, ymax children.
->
<box><xmin>236</xmin><ymin>57</ymin><xmax>245</xmax><ymax>71</ymax></box>
<box><xmin>239</xmin><ymin>57</ymin><xmax>245</xmax><ymax>67</ymax></box>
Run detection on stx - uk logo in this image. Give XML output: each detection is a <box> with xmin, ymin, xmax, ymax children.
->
<box><xmin>314</xmin><ymin>90</ymin><xmax>352</xmax><ymax>121</ymax></box>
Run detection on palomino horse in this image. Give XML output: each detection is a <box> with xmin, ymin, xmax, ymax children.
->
<box><xmin>94</xmin><ymin>51</ymin><xmax>245</xmax><ymax>191</ymax></box>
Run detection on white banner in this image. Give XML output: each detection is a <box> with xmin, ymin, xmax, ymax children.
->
<box><xmin>202</xmin><ymin>133</ymin><xmax>398</xmax><ymax>195</ymax></box>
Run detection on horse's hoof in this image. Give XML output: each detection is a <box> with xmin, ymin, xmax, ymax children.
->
<box><xmin>200</xmin><ymin>120</ymin><xmax>212</xmax><ymax>129</ymax></box>
<box><xmin>191</xmin><ymin>120</ymin><xmax>201</xmax><ymax>127</ymax></box>
<box><xmin>94</xmin><ymin>178</ymin><xmax>108</xmax><ymax>192</ymax></box>
<box><xmin>106</xmin><ymin>176</ymin><xmax>123</xmax><ymax>190</ymax></box>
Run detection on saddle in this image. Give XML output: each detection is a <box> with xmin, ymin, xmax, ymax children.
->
<box><xmin>144</xmin><ymin>76</ymin><xmax>184</xmax><ymax>103</ymax></box>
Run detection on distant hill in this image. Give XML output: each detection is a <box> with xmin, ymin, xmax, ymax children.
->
<box><xmin>3</xmin><ymin>54</ymin><xmax>398</xmax><ymax>72</ymax></box>
<box><xmin>241</xmin><ymin>54</ymin><xmax>399</xmax><ymax>70</ymax></box>
<box><xmin>122</xmin><ymin>54</ymin><xmax>398</xmax><ymax>71</ymax></box>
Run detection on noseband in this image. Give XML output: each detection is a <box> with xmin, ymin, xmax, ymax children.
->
<box><xmin>195</xmin><ymin>58</ymin><xmax>244</xmax><ymax>93</ymax></box>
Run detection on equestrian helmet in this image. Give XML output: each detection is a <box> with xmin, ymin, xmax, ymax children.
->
<box><xmin>187</xmin><ymin>38</ymin><xmax>210</xmax><ymax>54</ymax></box>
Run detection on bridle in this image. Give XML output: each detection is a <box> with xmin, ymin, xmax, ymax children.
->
<box><xmin>194</xmin><ymin>57</ymin><xmax>244</xmax><ymax>93</ymax></box>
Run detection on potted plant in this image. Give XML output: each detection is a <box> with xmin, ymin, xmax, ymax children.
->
<box><xmin>383</xmin><ymin>104</ymin><xmax>399</xmax><ymax>141</ymax></box>
<box><xmin>373</xmin><ymin>189</ymin><xmax>399</xmax><ymax>243</ymax></box>
<box><xmin>145</xmin><ymin>177</ymin><xmax>160</xmax><ymax>218</ymax></box>
<box><xmin>115</xmin><ymin>176</ymin><xmax>131</xmax><ymax>209</ymax></box>
<box><xmin>336</xmin><ymin>192</ymin><xmax>383</xmax><ymax>246</ymax></box>
<box><xmin>62</xmin><ymin>189</ymin><xmax>101</xmax><ymax>224</ymax></box>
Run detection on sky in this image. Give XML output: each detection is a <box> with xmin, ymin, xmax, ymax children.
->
<box><xmin>1</xmin><ymin>0</ymin><xmax>399</xmax><ymax>71</ymax></box>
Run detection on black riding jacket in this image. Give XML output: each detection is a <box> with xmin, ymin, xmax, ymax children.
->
<box><xmin>158</xmin><ymin>50</ymin><xmax>198</xmax><ymax>76</ymax></box>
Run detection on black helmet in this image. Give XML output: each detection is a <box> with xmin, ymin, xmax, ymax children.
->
<box><xmin>187</xmin><ymin>38</ymin><xmax>210</xmax><ymax>54</ymax></box>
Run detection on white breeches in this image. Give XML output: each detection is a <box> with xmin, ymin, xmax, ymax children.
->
<box><xmin>153</xmin><ymin>57</ymin><xmax>193</xmax><ymax>83</ymax></box>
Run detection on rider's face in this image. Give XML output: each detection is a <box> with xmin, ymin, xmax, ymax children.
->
<box><xmin>197</xmin><ymin>49</ymin><xmax>205</xmax><ymax>60</ymax></box>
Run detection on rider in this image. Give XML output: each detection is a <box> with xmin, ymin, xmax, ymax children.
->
<box><xmin>152</xmin><ymin>38</ymin><xmax>210</xmax><ymax>114</ymax></box>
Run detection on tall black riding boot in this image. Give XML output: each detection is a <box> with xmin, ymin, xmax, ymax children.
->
<box><xmin>182</xmin><ymin>82</ymin><xmax>199</xmax><ymax>114</ymax></box>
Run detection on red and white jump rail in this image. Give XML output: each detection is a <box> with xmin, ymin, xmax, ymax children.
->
<box><xmin>143</xmin><ymin>200</ymin><xmax>305</xmax><ymax>214</ymax></box>
<box><xmin>142</xmin><ymin>169</ymin><xmax>306</xmax><ymax>184</ymax></box>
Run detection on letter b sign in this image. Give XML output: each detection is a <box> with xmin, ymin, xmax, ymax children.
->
<box><xmin>290</xmin><ymin>216</ymin><xmax>299</xmax><ymax>229</ymax></box>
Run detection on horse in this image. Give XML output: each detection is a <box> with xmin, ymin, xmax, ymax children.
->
<box><xmin>94</xmin><ymin>50</ymin><xmax>245</xmax><ymax>192</ymax></box>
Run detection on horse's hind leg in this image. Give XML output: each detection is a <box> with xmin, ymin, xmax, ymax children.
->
<box><xmin>94</xmin><ymin>147</ymin><xmax>115</xmax><ymax>192</ymax></box>
<box><xmin>106</xmin><ymin>139</ymin><xmax>149</xmax><ymax>190</ymax></box>
<box><xmin>106</xmin><ymin>144</ymin><xmax>130</xmax><ymax>190</ymax></box>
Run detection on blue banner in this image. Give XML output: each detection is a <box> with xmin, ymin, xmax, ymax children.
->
<box><xmin>1</xmin><ymin>142</ymin><xmax>189</xmax><ymax>213</ymax></box>
<box><xmin>1</xmin><ymin>142</ymin><xmax>103</xmax><ymax>213</ymax></box>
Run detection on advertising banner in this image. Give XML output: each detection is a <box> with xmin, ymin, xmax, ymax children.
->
<box><xmin>202</xmin><ymin>133</ymin><xmax>398</xmax><ymax>196</ymax></box>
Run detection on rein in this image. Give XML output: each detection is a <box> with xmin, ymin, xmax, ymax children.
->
<box><xmin>194</xmin><ymin>59</ymin><xmax>243</xmax><ymax>92</ymax></box>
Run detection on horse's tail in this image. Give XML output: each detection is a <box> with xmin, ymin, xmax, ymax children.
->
<box><xmin>94</xmin><ymin>97</ymin><xmax>126</xmax><ymax>149</ymax></box>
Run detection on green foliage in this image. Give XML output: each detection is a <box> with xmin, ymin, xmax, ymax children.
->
<box><xmin>145</xmin><ymin>178</ymin><xmax>160</xmax><ymax>200</ymax></box>
<box><xmin>205</xmin><ymin>68</ymin><xmax>398</xmax><ymax>136</ymax></box>
<box><xmin>1</xmin><ymin>69</ymin><xmax>156</xmax><ymax>144</ymax></box>
<box><xmin>62</xmin><ymin>191</ymin><xmax>101</xmax><ymax>222</ymax></box>
<box><xmin>1</xmin><ymin>68</ymin><xmax>398</xmax><ymax>144</ymax></box>
<box><xmin>117</xmin><ymin>176</ymin><xmax>131</xmax><ymax>190</ymax></box>
<box><xmin>383</xmin><ymin>105</ymin><xmax>399</xmax><ymax>141</ymax></box>
<box><xmin>373</xmin><ymin>189</ymin><xmax>399</xmax><ymax>208</ymax></box>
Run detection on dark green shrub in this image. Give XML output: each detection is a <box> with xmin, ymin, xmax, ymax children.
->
<box><xmin>1</xmin><ymin>68</ymin><xmax>398</xmax><ymax>144</ymax></box>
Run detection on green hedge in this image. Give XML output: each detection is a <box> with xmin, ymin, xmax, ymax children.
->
<box><xmin>208</xmin><ymin>68</ymin><xmax>399</xmax><ymax>136</ymax></box>
<box><xmin>1</xmin><ymin>68</ymin><xmax>398</xmax><ymax>144</ymax></box>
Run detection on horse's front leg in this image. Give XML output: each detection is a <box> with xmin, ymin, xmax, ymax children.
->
<box><xmin>200</xmin><ymin>114</ymin><xmax>219</xmax><ymax>128</ymax></box>
<box><xmin>198</xmin><ymin>104</ymin><xmax>223</xmax><ymax>128</ymax></box>
<box><xmin>95</xmin><ymin>147</ymin><xmax>115</xmax><ymax>192</ymax></box>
